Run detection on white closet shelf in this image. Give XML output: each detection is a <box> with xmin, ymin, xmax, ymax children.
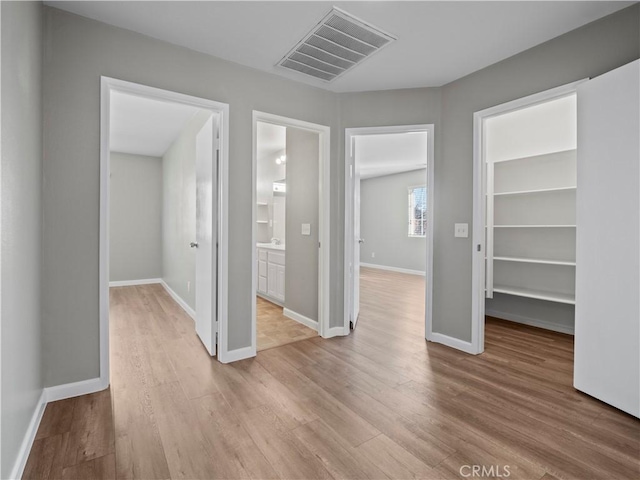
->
<box><xmin>493</xmin><ymin>256</ymin><xmax>576</xmax><ymax>266</ymax></box>
<box><xmin>493</xmin><ymin>285</ymin><xmax>575</xmax><ymax>305</ymax></box>
<box><xmin>491</xmin><ymin>148</ymin><xmax>576</xmax><ymax>164</ymax></box>
<box><xmin>492</xmin><ymin>224</ymin><xmax>576</xmax><ymax>228</ymax></box>
<box><xmin>493</xmin><ymin>186</ymin><xmax>576</xmax><ymax>197</ymax></box>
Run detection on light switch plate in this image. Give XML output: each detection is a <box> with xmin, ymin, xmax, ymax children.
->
<box><xmin>301</xmin><ymin>223</ymin><xmax>311</xmax><ymax>236</ymax></box>
<box><xmin>454</xmin><ymin>223</ymin><xmax>469</xmax><ymax>238</ymax></box>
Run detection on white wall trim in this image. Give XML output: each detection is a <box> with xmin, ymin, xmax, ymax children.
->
<box><xmin>252</xmin><ymin>110</ymin><xmax>331</xmax><ymax>349</ymax></box>
<box><xmin>219</xmin><ymin>346</ymin><xmax>256</xmax><ymax>364</ymax></box>
<box><xmin>109</xmin><ymin>278</ymin><xmax>161</xmax><ymax>287</ymax></box>
<box><xmin>101</xmin><ymin>77</ymin><xmax>230</xmax><ymax>374</ymax></box>
<box><xmin>429</xmin><ymin>333</ymin><xmax>476</xmax><ymax>355</ymax></box>
<box><xmin>471</xmin><ymin>79</ymin><xmax>588</xmax><ymax>355</ymax></box>
<box><xmin>160</xmin><ymin>280</ymin><xmax>196</xmax><ymax>320</ymax></box>
<box><xmin>360</xmin><ymin>262</ymin><xmax>425</xmax><ymax>277</ymax></box>
<box><xmin>44</xmin><ymin>377</ymin><xmax>107</xmax><ymax>403</ymax></box>
<box><xmin>345</xmin><ymin>124</ymin><xmax>434</xmax><ymax>341</ymax></box>
<box><xmin>9</xmin><ymin>376</ymin><xmax>109</xmax><ymax>479</ymax></box>
<box><xmin>486</xmin><ymin>309</ymin><xmax>575</xmax><ymax>335</ymax></box>
<box><xmin>283</xmin><ymin>308</ymin><xmax>319</xmax><ymax>332</ymax></box>
<box><xmin>8</xmin><ymin>390</ymin><xmax>46</xmax><ymax>480</ymax></box>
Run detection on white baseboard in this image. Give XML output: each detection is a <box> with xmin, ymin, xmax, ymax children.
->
<box><xmin>109</xmin><ymin>278</ymin><xmax>161</xmax><ymax>287</ymax></box>
<box><xmin>220</xmin><ymin>346</ymin><xmax>255</xmax><ymax>363</ymax></box>
<box><xmin>256</xmin><ymin>292</ymin><xmax>283</xmax><ymax>307</ymax></box>
<box><xmin>283</xmin><ymin>308</ymin><xmax>318</xmax><ymax>332</ymax></box>
<box><xmin>160</xmin><ymin>280</ymin><xmax>195</xmax><ymax>320</ymax></box>
<box><xmin>428</xmin><ymin>332</ymin><xmax>478</xmax><ymax>355</ymax></box>
<box><xmin>360</xmin><ymin>262</ymin><xmax>425</xmax><ymax>277</ymax></box>
<box><xmin>486</xmin><ymin>309</ymin><xmax>575</xmax><ymax>335</ymax></box>
<box><xmin>9</xmin><ymin>389</ymin><xmax>47</xmax><ymax>480</ymax></box>
<box><xmin>44</xmin><ymin>376</ymin><xmax>107</xmax><ymax>403</ymax></box>
<box><xmin>9</xmin><ymin>376</ymin><xmax>110</xmax><ymax>479</ymax></box>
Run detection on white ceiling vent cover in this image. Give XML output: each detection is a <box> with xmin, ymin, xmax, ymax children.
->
<box><xmin>277</xmin><ymin>7</ymin><xmax>397</xmax><ymax>82</ymax></box>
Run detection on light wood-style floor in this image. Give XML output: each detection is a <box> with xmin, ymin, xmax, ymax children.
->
<box><xmin>24</xmin><ymin>268</ymin><xmax>639</xmax><ymax>479</ymax></box>
<box><xmin>257</xmin><ymin>296</ymin><xmax>318</xmax><ymax>351</ymax></box>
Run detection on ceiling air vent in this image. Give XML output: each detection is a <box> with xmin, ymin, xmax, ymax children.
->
<box><xmin>277</xmin><ymin>7</ymin><xmax>396</xmax><ymax>82</ymax></box>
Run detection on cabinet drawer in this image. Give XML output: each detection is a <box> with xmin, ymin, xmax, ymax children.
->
<box><xmin>268</xmin><ymin>251</ymin><xmax>285</xmax><ymax>266</ymax></box>
<box><xmin>258</xmin><ymin>249</ymin><xmax>268</xmax><ymax>261</ymax></box>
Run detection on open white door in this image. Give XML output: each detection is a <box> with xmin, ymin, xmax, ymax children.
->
<box><xmin>352</xmin><ymin>151</ymin><xmax>362</xmax><ymax>329</ymax></box>
<box><xmin>194</xmin><ymin>114</ymin><xmax>218</xmax><ymax>356</ymax></box>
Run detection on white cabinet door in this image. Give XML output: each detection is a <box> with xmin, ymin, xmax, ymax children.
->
<box><xmin>276</xmin><ymin>265</ymin><xmax>285</xmax><ymax>302</ymax></box>
<box><xmin>267</xmin><ymin>263</ymin><xmax>278</xmax><ymax>298</ymax></box>
<box><xmin>574</xmin><ymin>60</ymin><xmax>639</xmax><ymax>418</ymax></box>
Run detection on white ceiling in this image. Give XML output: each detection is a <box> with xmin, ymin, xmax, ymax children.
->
<box><xmin>47</xmin><ymin>1</ymin><xmax>632</xmax><ymax>93</ymax></box>
<box><xmin>257</xmin><ymin>122</ymin><xmax>287</xmax><ymax>160</ymax></box>
<box><xmin>356</xmin><ymin>132</ymin><xmax>428</xmax><ymax>179</ymax></box>
<box><xmin>110</xmin><ymin>91</ymin><xmax>203</xmax><ymax>157</ymax></box>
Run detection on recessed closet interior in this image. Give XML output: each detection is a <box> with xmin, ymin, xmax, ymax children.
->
<box><xmin>484</xmin><ymin>93</ymin><xmax>578</xmax><ymax>335</ymax></box>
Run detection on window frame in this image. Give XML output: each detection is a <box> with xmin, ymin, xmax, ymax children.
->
<box><xmin>408</xmin><ymin>184</ymin><xmax>427</xmax><ymax>238</ymax></box>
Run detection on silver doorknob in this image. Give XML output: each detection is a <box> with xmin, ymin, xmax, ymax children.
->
<box><xmin>190</xmin><ymin>242</ymin><xmax>199</xmax><ymax>248</ymax></box>
<box><xmin>358</xmin><ymin>238</ymin><xmax>365</xmax><ymax>244</ymax></box>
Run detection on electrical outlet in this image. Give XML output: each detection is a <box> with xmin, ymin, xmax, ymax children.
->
<box><xmin>454</xmin><ymin>223</ymin><xmax>469</xmax><ymax>238</ymax></box>
<box><xmin>187</xmin><ymin>281</ymin><xmax>191</xmax><ymax>292</ymax></box>
<box><xmin>371</xmin><ymin>252</ymin><xmax>375</xmax><ymax>258</ymax></box>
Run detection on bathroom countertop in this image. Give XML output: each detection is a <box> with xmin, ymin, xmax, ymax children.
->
<box><xmin>256</xmin><ymin>243</ymin><xmax>285</xmax><ymax>251</ymax></box>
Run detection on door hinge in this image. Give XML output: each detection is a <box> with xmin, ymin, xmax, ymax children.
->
<box><xmin>318</xmin><ymin>241</ymin><xmax>321</xmax><ymax>249</ymax></box>
<box><xmin>477</xmin><ymin>244</ymin><xmax>481</xmax><ymax>252</ymax></box>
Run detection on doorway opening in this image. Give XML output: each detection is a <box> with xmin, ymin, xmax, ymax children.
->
<box><xmin>252</xmin><ymin>111</ymin><xmax>331</xmax><ymax>353</ymax></box>
<box><xmin>471</xmin><ymin>80</ymin><xmax>585</xmax><ymax>355</ymax></box>
<box><xmin>100</xmin><ymin>77</ymin><xmax>230</xmax><ymax>387</ymax></box>
<box><xmin>344</xmin><ymin>125</ymin><xmax>434</xmax><ymax>338</ymax></box>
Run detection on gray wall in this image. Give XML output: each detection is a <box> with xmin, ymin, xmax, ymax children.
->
<box><xmin>41</xmin><ymin>6</ymin><xmax>340</xmax><ymax>386</ymax></box>
<box><xmin>1</xmin><ymin>2</ymin><xmax>44</xmax><ymax>477</ymax></box>
<box><xmin>360</xmin><ymin>169</ymin><xmax>427</xmax><ymax>272</ymax></box>
<box><xmin>285</xmin><ymin>128</ymin><xmax>319</xmax><ymax>321</ymax></box>
<box><xmin>38</xmin><ymin>4</ymin><xmax>639</xmax><ymax>387</ymax></box>
<box><xmin>432</xmin><ymin>4</ymin><xmax>639</xmax><ymax>341</ymax></box>
<box><xmin>162</xmin><ymin>111</ymin><xmax>211</xmax><ymax>310</ymax></box>
<box><xmin>109</xmin><ymin>152</ymin><xmax>163</xmax><ymax>282</ymax></box>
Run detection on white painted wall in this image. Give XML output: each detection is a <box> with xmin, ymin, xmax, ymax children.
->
<box><xmin>109</xmin><ymin>152</ymin><xmax>163</xmax><ymax>282</ymax></box>
<box><xmin>162</xmin><ymin>110</ymin><xmax>212</xmax><ymax>310</ymax></box>
<box><xmin>1</xmin><ymin>2</ymin><xmax>44</xmax><ymax>477</ymax></box>
<box><xmin>360</xmin><ymin>169</ymin><xmax>427</xmax><ymax>272</ymax></box>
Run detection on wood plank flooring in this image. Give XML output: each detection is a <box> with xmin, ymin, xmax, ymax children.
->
<box><xmin>24</xmin><ymin>269</ymin><xmax>640</xmax><ymax>479</ymax></box>
<box><xmin>257</xmin><ymin>296</ymin><xmax>318</xmax><ymax>351</ymax></box>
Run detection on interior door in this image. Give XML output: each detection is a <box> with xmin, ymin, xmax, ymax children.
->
<box><xmin>194</xmin><ymin>114</ymin><xmax>218</xmax><ymax>356</ymax></box>
<box><xmin>352</xmin><ymin>152</ymin><xmax>362</xmax><ymax>329</ymax></box>
<box><xmin>574</xmin><ymin>60</ymin><xmax>639</xmax><ymax>417</ymax></box>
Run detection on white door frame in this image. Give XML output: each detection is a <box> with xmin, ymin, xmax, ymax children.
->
<box><xmin>344</xmin><ymin>124</ymin><xmax>435</xmax><ymax>338</ymax></box>
<box><xmin>471</xmin><ymin>79</ymin><xmax>587</xmax><ymax>355</ymax></box>
<box><xmin>100</xmin><ymin>77</ymin><xmax>231</xmax><ymax>385</ymax></box>
<box><xmin>251</xmin><ymin>111</ymin><xmax>331</xmax><ymax>348</ymax></box>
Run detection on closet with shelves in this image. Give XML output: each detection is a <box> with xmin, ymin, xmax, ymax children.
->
<box><xmin>485</xmin><ymin>93</ymin><xmax>578</xmax><ymax>322</ymax></box>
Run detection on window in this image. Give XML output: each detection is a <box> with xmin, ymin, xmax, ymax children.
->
<box><xmin>408</xmin><ymin>186</ymin><xmax>427</xmax><ymax>237</ymax></box>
